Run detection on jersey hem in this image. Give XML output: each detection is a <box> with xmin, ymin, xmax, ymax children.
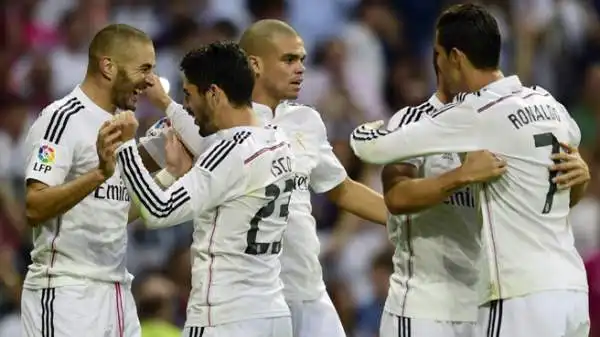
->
<box><xmin>184</xmin><ymin>310</ymin><xmax>291</xmax><ymax>327</ymax></box>
<box><xmin>480</xmin><ymin>285</ymin><xmax>589</xmax><ymax>304</ymax></box>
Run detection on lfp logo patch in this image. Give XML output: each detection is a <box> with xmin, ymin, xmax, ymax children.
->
<box><xmin>145</xmin><ymin>117</ymin><xmax>171</xmax><ymax>137</ymax></box>
<box><xmin>38</xmin><ymin>144</ymin><xmax>56</xmax><ymax>164</ymax></box>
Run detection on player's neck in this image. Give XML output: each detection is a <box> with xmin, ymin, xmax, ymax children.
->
<box><xmin>218</xmin><ymin>106</ymin><xmax>259</xmax><ymax>130</ymax></box>
<box><xmin>80</xmin><ymin>75</ymin><xmax>117</xmax><ymax>114</ymax></box>
<box><xmin>435</xmin><ymin>90</ymin><xmax>449</xmax><ymax>104</ymax></box>
<box><xmin>252</xmin><ymin>87</ymin><xmax>279</xmax><ymax>115</ymax></box>
<box><xmin>467</xmin><ymin>70</ymin><xmax>504</xmax><ymax>92</ymax></box>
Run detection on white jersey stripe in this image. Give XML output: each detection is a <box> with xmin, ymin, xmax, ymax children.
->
<box><xmin>43</xmin><ymin>98</ymin><xmax>84</xmax><ymax>144</ymax></box>
<box><xmin>118</xmin><ymin>148</ymin><xmax>190</xmax><ymax>217</ymax></box>
<box><xmin>199</xmin><ymin>140</ymin><xmax>237</xmax><ymax>172</ymax></box>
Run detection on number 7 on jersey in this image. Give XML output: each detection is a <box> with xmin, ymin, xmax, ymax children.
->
<box><xmin>533</xmin><ymin>132</ymin><xmax>560</xmax><ymax>214</ymax></box>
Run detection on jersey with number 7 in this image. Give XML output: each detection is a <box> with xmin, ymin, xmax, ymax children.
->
<box><xmin>350</xmin><ymin>75</ymin><xmax>587</xmax><ymax>304</ymax></box>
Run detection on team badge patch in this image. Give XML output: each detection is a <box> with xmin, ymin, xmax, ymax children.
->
<box><xmin>38</xmin><ymin>144</ymin><xmax>56</xmax><ymax>164</ymax></box>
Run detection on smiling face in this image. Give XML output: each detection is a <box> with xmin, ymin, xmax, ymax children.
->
<box><xmin>111</xmin><ymin>40</ymin><xmax>156</xmax><ymax>110</ymax></box>
<box><xmin>182</xmin><ymin>75</ymin><xmax>217</xmax><ymax>137</ymax></box>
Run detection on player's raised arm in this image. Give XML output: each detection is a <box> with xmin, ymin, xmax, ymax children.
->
<box><xmin>350</xmin><ymin>103</ymin><xmax>483</xmax><ymax>165</ymax></box>
<box><xmin>116</xmin><ymin>113</ymin><xmax>246</xmax><ymax>228</ymax></box>
<box><xmin>144</xmin><ymin>74</ymin><xmax>204</xmax><ymax>157</ymax></box>
<box><xmin>24</xmin><ymin>116</ymin><xmax>120</xmax><ymax>226</ymax></box>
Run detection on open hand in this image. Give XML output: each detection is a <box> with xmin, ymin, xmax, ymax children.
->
<box><xmin>165</xmin><ymin>130</ymin><xmax>193</xmax><ymax>178</ymax></box>
<box><xmin>460</xmin><ymin>150</ymin><xmax>507</xmax><ymax>183</ymax></box>
<box><xmin>549</xmin><ymin>142</ymin><xmax>590</xmax><ymax>190</ymax></box>
<box><xmin>96</xmin><ymin>121</ymin><xmax>122</xmax><ymax>179</ymax></box>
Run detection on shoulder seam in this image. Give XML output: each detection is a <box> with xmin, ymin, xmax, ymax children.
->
<box><xmin>42</xmin><ymin>97</ymin><xmax>84</xmax><ymax>144</ymax></box>
<box><xmin>198</xmin><ymin>139</ymin><xmax>237</xmax><ymax>172</ymax></box>
<box><xmin>430</xmin><ymin>101</ymin><xmax>461</xmax><ymax>118</ymax></box>
<box><xmin>232</xmin><ymin>130</ymin><xmax>252</xmax><ymax>144</ymax></box>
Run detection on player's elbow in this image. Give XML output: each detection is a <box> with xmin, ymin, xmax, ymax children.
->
<box><xmin>384</xmin><ymin>192</ymin><xmax>422</xmax><ymax>215</ymax></box>
<box><xmin>24</xmin><ymin>197</ymin><xmax>46</xmax><ymax>227</ymax></box>
<box><xmin>385</xmin><ymin>196</ymin><xmax>410</xmax><ymax>215</ymax></box>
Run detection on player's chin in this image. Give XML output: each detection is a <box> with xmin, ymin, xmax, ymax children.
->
<box><xmin>123</xmin><ymin>94</ymin><xmax>139</xmax><ymax>111</ymax></box>
<box><xmin>283</xmin><ymin>90</ymin><xmax>300</xmax><ymax>100</ymax></box>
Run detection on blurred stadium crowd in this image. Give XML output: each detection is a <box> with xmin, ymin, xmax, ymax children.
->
<box><xmin>1</xmin><ymin>0</ymin><xmax>600</xmax><ymax>336</ymax></box>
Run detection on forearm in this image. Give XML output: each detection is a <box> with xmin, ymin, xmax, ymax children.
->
<box><xmin>350</xmin><ymin>115</ymin><xmax>480</xmax><ymax>165</ymax></box>
<box><xmin>570</xmin><ymin>181</ymin><xmax>589</xmax><ymax>207</ymax></box>
<box><xmin>326</xmin><ymin>178</ymin><xmax>387</xmax><ymax>225</ymax></box>
<box><xmin>25</xmin><ymin>169</ymin><xmax>106</xmax><ymax>226</ymax></box>
<box><xmin>118</xmin><ymin>140</ymin><xmax>193</xmax><ymax>229</ymax></box>
<box><xmin>385</xmin><ymin>168</ymin><xmax>469</xmax><ymax>214</ymax></box>
<box><xmin>127</xmin><ymin>169</ymin><xmax>177</xmax><ymax>223</ymax></box>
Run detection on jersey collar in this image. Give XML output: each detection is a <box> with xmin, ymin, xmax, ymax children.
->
<box><xmin>481</xmin><ymin>75</ymin><xmax>523</xmax><ymax>95</ymax></box>
<box><xmin>252</xmin><ymin>101</ymin><xmax>280</xmax><ymax>124</ymax></box>
<box><xmin>73</xmin><ymin>85</ymin><xmax>114</xmax><ymax>117</ymax></box>
<box><xmin>427</xmin><ymin>94</ymin><xmax>445</xmax><ymax>110</ymax></box>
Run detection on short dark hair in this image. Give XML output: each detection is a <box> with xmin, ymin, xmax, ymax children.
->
<box><xmin>88</xmin><ymin>24</ymin><xmax>151</xmax><ymax>72</ymax></box>
<box><xmin>180</xmin><ymin>41</ymin><xmax>254</xmax><ymax>108</ymax></box>
<box><xmin>436</xmin><ymin>3</ymin><xmax>501</xmax><ymax>70</ymax></box>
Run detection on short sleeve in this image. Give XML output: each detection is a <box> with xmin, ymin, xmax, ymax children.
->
<box><xmin>386</xmin><ymin>107</ymin><xmax>425</xmax><ymax>168</ymax></box>
<box><xmin>24</xmin><ymin>118</ymin><xmax>75</xmax><ymax>186</ymax></box>
<box><xmin>351</xmin><ymin>103</ymin><xmax>482</xmax><ymax>164</ymax></box>
<box><xmin>307</xmin><ymin>110</ymin><xmax>347</xmax><ymax>193</ymax></box>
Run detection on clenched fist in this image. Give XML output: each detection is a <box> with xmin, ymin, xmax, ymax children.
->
<box><xmin>112</xmin><ymin>110</ymin><xmax>139</xmax><ymax>142</ymax></box>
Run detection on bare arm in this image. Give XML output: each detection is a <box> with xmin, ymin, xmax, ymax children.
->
<box><xmin>570</xmin><ymin>182</ymin><xmax>589</xmax><ymax>208</ymax></box>
<box><xmin>25</xmin><ymin>171</ymin><xmax>106</xmax><ymax>226</ymax></box>
<box><xmin>549</xmin><ymin>143</ymin><xmax>591</xmax><ymax>208</ymax></box>
<box><xmin>381</xmin><ymin>163</ymin><xmax>470</xmax><ymax>215</ymax></box>
<box><xmin>325</xmin><ymin>177</ymin><xmax>387</xmax><ymax>225</ymax></box>
<box><xmin>25</xmin><ymin>121</ymin><xmax>121</xmax><ymax>226</ymax></box>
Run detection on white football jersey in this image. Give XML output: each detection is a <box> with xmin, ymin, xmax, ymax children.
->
<box><xmin>139</xmin><ymin>102</ymin><xmax>214</xmax><ymax>168</ymax></box>
<box><xmin>351</xmin><ymin>76</ymin><xmax>587</xmax><ymax>303</ymax></box>
<box><xmin>117</xmin><ymin>125</ymin><xmax>295</xmax><ymax>326</ymax></box>
<box><xmin>253</xmin><ymin>102</ymin><xmax>348</xmax><ymax>301</ymax></box>
<box><xmin>23</xmin><ymin>86</ymin><xmax>132</xmax><ymax>289</ymax></box>
<box><xmin>147</xmin><ymin>101</ymin><xmax>348</xmax><ymax>302</ymax></box>
<box><xmin>384</xmin><ymin>94</ymin><xmax>481</xmax><ymax>322</ymax></box>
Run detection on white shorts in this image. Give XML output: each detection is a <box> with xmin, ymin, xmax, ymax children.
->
<box><xmin>379</xmin><ymin>311</ymin><xmax>476</xmax><ymax>337</ymax></box>
<box><xmin>21</xmin><ymin>282</ymin><xmax>140</xmax><ymax>337</ymax></box>
<box><xmin>478</xmin><ymin>290</ymin><xmax>589</xmax><ymax>337</ymax></box>
<box><xmin>182</xmin><ymin>317</ymin><xmax>292</xmax><ymax>337</ymax></box>
<box><xmin>287</xmin><ymin>291</ymin><xmax>346</xmax><ymax>337</ymax></box>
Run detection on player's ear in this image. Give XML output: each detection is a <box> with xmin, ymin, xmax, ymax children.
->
<box><xmin>207</xmin><ymin>84</ymin><xmax>220</xmax><ymax>108</ymax></box>
<box><xmin>248</xmin><ymin>55</ymin><xmax>262</xmax><ymax>77</ymax></box>
<box><xmin>99</xmin><ymin>56</ymin><xmax>115</xmax><ymax>81</ymax></box>
<box><xmin>449</xmin><ymin>48</ymin><xmax>464</xmax><ymax>69</ymax></box>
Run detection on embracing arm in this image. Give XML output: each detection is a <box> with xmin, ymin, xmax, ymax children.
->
<box><xmin>381</xmin><ymin>163</ymin><xmax>471</xmax><ymax>215</ymax></box>
<box><xmin>350</xmin><ymin>105</ymin><xmax>482</xmax><ymax>165</ymax></box>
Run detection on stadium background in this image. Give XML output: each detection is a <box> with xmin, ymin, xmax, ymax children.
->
<box><xmin>0</xmin><ymin>0</ymin><xmax>600</xmax><ymax>336</ymax></box>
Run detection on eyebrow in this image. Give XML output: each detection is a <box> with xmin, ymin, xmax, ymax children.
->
<box><xmin>281</xmin><ymin>53</ymin><xmax>306</xmax><ymax>61</ymax></box>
